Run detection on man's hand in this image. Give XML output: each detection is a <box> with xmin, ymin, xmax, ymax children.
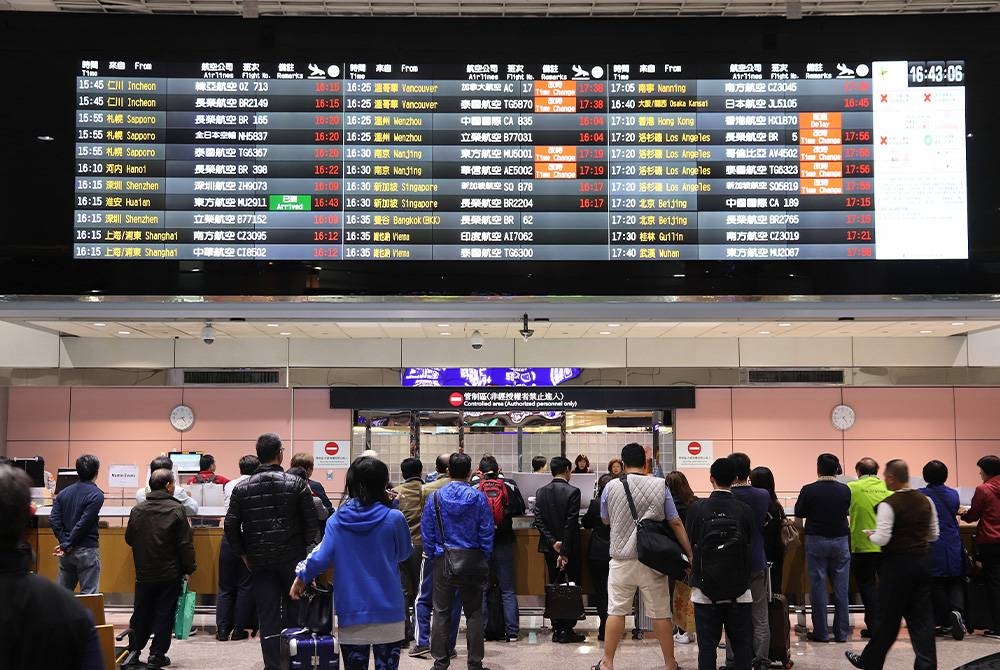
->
<box><xmin>552</xmin><ymin>540</ymin><xmax>562</xmax><ymax>554</ymax></box>
<box><xmin>958</xmin><ymin>506</ymin><xmax>969</xmax><ymax>516</ymax></box>
<box><xmin>289</xmin><ymin>577</ymin><xmax>307</xmax><ymax>600</ymax></box>
<box><xmin>556</xmin><ymin>555</ymin><xmax>568</xmax><ymax>571</ymax></box>
<box><xmin>52</xmin><ymin>546</ymin><xmax>65</xmax><ymax>557</ymax></box>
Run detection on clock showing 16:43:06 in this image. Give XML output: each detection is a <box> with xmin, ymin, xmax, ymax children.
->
<box><xmin>169</xmin><ymin>404</ymin><xmax>195</xmax><ymax>432</ymax></box>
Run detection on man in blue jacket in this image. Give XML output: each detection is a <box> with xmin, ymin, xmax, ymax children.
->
<box><xmin>50</xmin><ymin>454</ymin><xmax>104</xmax><ymax>594</ymax></box>
<box><xmin>422</xmin><ymin>452</ymin><xmax>494</xmax><ymax>670</ymax></box>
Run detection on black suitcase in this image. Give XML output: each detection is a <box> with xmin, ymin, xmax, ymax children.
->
<box><xmin>767</xmin><ymin>563</ymin><xmax>793</xmax><ymax>669</ymax></box>
<box><xmin>966</xmin><ymin>575</ymin><xmax>995</xmax><ymax>633</ymax></box>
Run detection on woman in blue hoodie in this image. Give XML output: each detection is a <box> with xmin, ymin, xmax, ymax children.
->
<box><xmin>292</xmin><ymin>456</ymin><xmax>413</xmax><ymax>670</ymax></box>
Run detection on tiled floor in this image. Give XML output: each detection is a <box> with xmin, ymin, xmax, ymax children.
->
<box><xmin>107</xmin><ymin>612</ymin><xmax>997</xmax><ymax>670</ymax></box>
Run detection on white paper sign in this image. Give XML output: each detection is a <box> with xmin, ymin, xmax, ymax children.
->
<box><xmin>313</xmin><ymin>440</ymin><xmax>351</xmax><ymax>469</ymax></box>
<box><xmin>676</xmin><ymin>440</ymin><xmax>714</xmax><ymax>468</ymax></box>
<box><xmin>108</xmin><ymin>464</ymin><xmax>140</xmax><ymax>489</ymax></box>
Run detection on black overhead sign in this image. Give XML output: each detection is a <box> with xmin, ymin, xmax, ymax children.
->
<box><xmin>329</xmin><ymin>386</ymin><xmax>695</xmax><ymax>411</ymax></box>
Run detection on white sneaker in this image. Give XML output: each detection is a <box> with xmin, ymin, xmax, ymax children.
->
<box><xmin>673</xmin><ymin>632</ymin><xmax>693</xmax><ymax>644</ymax></box>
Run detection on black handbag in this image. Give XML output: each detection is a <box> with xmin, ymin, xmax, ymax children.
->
<box><xmin>298</xmin><ymin>581</ymin><xmax>333</xmax><ymax>634</ymax></box>
<box><xmin>433</xmin><ymin>493</ymin><xmax>489</xmax><ymax>588</ymax></box>
<box><xmin>544</xmin><ymin>571</ymin><xmax>584</xmax><ymax>621</ymax></box>
<box><xmin>620</xmin><ymin>475</ymin><xmax>690</xmax><ymax>580</ymax></box>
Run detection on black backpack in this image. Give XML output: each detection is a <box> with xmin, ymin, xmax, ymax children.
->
<box><xmin>698</xmin><ymin>510</ymin><xmax>749</xmax><ymax>602</ymax></box>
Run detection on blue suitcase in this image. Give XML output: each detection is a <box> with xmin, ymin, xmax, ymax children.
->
<box><xmin>280</xmin><ymin>628</ymin><xmax>339</xmax><ymax>670</ymax></box>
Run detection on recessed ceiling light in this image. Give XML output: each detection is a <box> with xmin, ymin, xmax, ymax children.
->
<box><xmin>92</xmin><ymin>322</ymin><xmax>106</xmax><ymax>327</ymax></box>
<box><xmin>758</xmin><ymin>331</ymin><xmax>771</xmax><ymax>335</ymax></box>
<box><xmin>607</xmin><ymin>323</ymin><xmax>621</xmax><ymax>327</ymax></box>
<box><xmin>313</xmin><ymin>266</ymin><xmax>322</xmax><ymax>271</ymax></box>
<box><xmin>778</xmin><ymin>323</ymin><xmax>792</xmax><ymax>327</ymax></box>
<box><xmin>919</xmin><ymin>330</ymin><xmax>933</xmax><ymax>334</ymax></box>
<box><xmin>266</xmin><ymin>323</ymin><xmax>279</xmax><ymax>327</ymax></box>
<box><xmin>437</xmin><ymin>323</ymin><xmax>450</xmax><ymax>327</ymax></box>
<box><xmin>190</xmin><ymin>268</ymin><xmax>201</xmax><ymax>272</ymax></box>
<box><xmin>279</xmin><ymin>331</ymin><xmax>292</xmax><ymax>336</ymax></box>
<box><xmin>673</xmin><ymin>273</ymin><xmax>685</xmax><ymax>278</ymax></box>
<box><xmin>439</xmin><ymin>332</ymin><xmax>452</xmax><ymax>336</ymax></box>
<box><xmin>117</xmin><ymin>330</ymin><xmax>131</xmax><ymax>335</ymax></box>
<box><xmin>599</xmin><ymin>331</ymin><xmax>612</xmax><ymax>335</ymax></box>
<box><xmin>37</xmin><ymin>135</ymin><xmax>54</xmax><ymax>141</ymax></box>
<box><xmin>952</xmin><ymin>322</ymin><xmax>966</xmax><ymax>326</ymax></box>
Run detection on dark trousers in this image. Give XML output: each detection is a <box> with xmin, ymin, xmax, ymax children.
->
<box><xmin>251</xmin><ymin>560</ymin><xmax>299</xmax><ymax>670</ymax></box>
<box><xmin>859</xmin><ymin>554</ymin><xmax>936</xmax><ymax>670</ymax></box>
<box><xmin>980</xmin><ymin>543</ymin><xmax>1000</xmax><ymax>629</ymax></box>
<box><xmin>431</xmin><ymin>557</ymin><xmax>484</xmax><ymax>670</ymax></box>
<box><xmin>694</xmin><ymin>602</ymin><xmax>753</xmax><ymax>670</ymax></box>
<box><xmin>769</xmin><ymin>556</ymin><xmax>784</xmax><ymax>596</ymax></box>
<box><xmin>543</xmin><ymin>551</ymin><xmax>581</xmax><ymax>634</ymax></box>
<box><xmin>931</xmin><ymin>576</ymin><xmax>965</xmax><ymax>627</ymax></box>
<box><xmin>217</xmin><ymin>536</ymin><xmax>256</xmax><ymax>634</ymax></box>
<box><xmin>853</xmin><ymin>552</ymin><xmax>882</xmax><ymax>633</ymax></box>
<box><xmin>342</xmin><ymin>643</ymin><xmax>402</xmax><ymax>670</ymax></box>
<box><xmin>588</xmin><ymin>558</ymin><xmax>610</xmax><ymax>637</ymax></box>
<box><xmin>400</xmin><ymin>545</ymin><xmax>422</xmax><ymax>641</ymax></box>
<box><xmin>129</xmin><ymin>578</ymin><xmax>183</xmax><ymax>657</ymax></box>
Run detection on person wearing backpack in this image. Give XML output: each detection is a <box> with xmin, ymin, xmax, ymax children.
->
<box><xmin>186</xmin><ymin>453</ymin><xmax>231</xmax><ymax>486</ymax></box>
<box><xmin>685</xmin><ymin>457</ymin><xmax>755</xmax><ymax>670</ymax></box>
<box><xmin>472</xmin><ymin>455</ymin><xmax>525</xmax><ymax>643</ymax></box>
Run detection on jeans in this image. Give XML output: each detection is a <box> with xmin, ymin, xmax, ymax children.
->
<box><xmin>58</xmin><ymin>547</ymin><xmax>102</xmax><ymax>594</ymax></box>
<box><xmin>431</xmin><ymin>557</ymin><xmax>485</xmax><ymax>670</ymax></box>
<box><xmin>852</xmin><ymin>552</ymin><xmax>882</xmax><ymax>633</ymax></box>
<box><xmin>251</xmin><ymin>560</ymin><xmax>299</xmax><ymax>670</ymax></box>
<box><xmin>342</xmin><ymin>643</ymin><xmax>401</xmax><ymax>670</ymax></box>
<box><xmin>415</xmin><ymin>555</ymin><xmax>461</xmax><ymax>649</ymax></box>
<box><xmin>859</xmin><ymin>554</ymin><xmax>936</xmax><ymax>670</ymax></box>
<box><xmin>129</xmin><ymin>578</ymin><xmax>183</xmax><ymax>657</ymax></box>
<box><xmin>725</xmin><ymin>570</ymin><xmax>769</xmax><ymax>664</ymax></box>
<box><xmin>804</xmin><ymin>535</ymin><xmax>851</xmax><ymax>641</ymax></box>
<box><xmin>482</xmin><ymin>540</ymin><xmax>519</xmax><ymax>636</ymax></box>
<box><xmin>217</xmin><ymin>535</ymin><xmax>256</xmax><ymax>634</ymax></box>
<box><xmin>695</xmin><ymin>602</ymin><xmax>753</xmax><ymax>670</ymax></box>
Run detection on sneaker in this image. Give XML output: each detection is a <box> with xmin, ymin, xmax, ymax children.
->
<box><xmin>505</xmin><ymin>633</ymin><xmax>519</xmax><ymax>642</ymax></box>
<box><xmin>673</xmin><ymin>632</ymin><xmax>692</xmax><ymax>644</ymax></box>
<box><xmin>215</xmin><ymin>629</ymin><xmax>231</xmax><ymax>641</ymax></box>
<box><xmin>951</xmin><ymin>611</ymin><xmax>966</xmax><ymax>641</ymax></box>
<box><xmin>147</xmin><ymin>655</ymin><xmax>171</xmax><ymax>668</ymax></box>
<box><xmin>983</xmin><ymin>629</ymin><xmax>1000</xmax><ymax>640</ymax></box>
<box><xmin>844</xmin><ymin>651</ymin><xmax>864</xmax><ymax>669</ymax></box>
<box><xmin>449</xmin><ymin>648</ymin><xmax>459</xmax><ymax>659</ymax></box>
<box><xmin>230</xmin><ymin>629</ymin><xmax>249</xmax><ymax>641</ymax></box>
<box><xmin>408</xmin><ymin>645</ymin><xmax>431</xmax><ymax>658</ymax></box>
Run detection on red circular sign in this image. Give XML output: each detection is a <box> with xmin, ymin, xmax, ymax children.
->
<box><xmin>324</xmin><ymin>442</ymin><xmax>340</xmax><ymax>456</ymax></box>
<box><xmin>448</xmin><ymin>392</ymin><xmax>464</xmax><ymax>407</ymax></box>
<box><xmin>687</xmin><ymin>441</ymin><xmax>702</xmax><ymax>456</ymax></box>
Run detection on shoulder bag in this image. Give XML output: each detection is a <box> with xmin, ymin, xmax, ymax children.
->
<box><xmin>433</xmin><ymin>492</ymin><xmax>490</xmax><ymax>587</ymax></box>
<box><xmin>298</xmin><ymin>580</ymin><xmax>334</xmax><ymax>635</ymax></box>
<box><xmin>620</xmin><ymin>475</ymin><xmax>690</xmax><ymax>579</ymax></box>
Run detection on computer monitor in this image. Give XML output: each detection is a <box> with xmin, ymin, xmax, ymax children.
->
<box><xmin>168</xmin><ymin>452</ymin><xmax>202</xmax><ymax>473</ymax></box>
<box><xmin>11</xmin><ymin>457</ymin><xmax>44</xmax><ymax>488</ymax></box>
<box><xmin>55</xmin><ymin>469</ymin><xmax>79</xmax><ymax>495</ymax></box>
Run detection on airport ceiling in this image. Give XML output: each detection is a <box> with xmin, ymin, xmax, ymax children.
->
<box><xmin>2</xmin><ymin>0</ymin><xmax>999</xmax><ymax>17</ymax></box>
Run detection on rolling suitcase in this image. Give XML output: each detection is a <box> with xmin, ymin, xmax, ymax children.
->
<box><xmin>766</xmin><ymin>563</ymin><xmax>793</xmax><ymax>669</ymax></box>
<box><xmin>631</xmin><ymin>592</ymin><xmax>652</xmax><ymax>640</ymax></box>
<box><xmin>280</xmin><ymin>628</ymin><xmax>339</xmax><ymax>670</ymax></box>
<box><xmin>965</xmin><ymin>575</ymin><xmax>995</xmax><ymax>633</ymax></box>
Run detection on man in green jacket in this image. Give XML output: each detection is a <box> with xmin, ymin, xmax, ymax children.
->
<box><xmin>847</xmin><ymin>458</ymin><xmax>891</xmax><ymax>638</ymax></box>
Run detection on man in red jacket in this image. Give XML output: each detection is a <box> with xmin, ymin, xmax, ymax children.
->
<box><xmin>960</xmin><ymin>454</ymin><xmax>1000</xmax><ymax>639</ymax></box>
<box><xmin>187</xmin><ymin>454</ymin><xmax>230</xmax><ymax>486</ymax></box>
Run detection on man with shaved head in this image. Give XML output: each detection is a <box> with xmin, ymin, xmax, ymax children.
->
<box><xmin>846</xmin><ymin>457</ymin><xmax>890</xmax><ymax>638</ymax></box>
<box><xmin>845</xmin><ymin>459</ymin><xmax>939</xmax><ymax>670</ymax></box>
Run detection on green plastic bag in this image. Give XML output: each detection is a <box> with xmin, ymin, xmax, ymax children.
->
<box><xmin>173</xmin><ymin>579</ymin><xmax>196</xmax><ymax>640</ymax></box>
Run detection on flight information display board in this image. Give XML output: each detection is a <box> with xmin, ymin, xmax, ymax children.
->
<box><xmin>73</xmin><ymin>60</ymin><xmax>968</xmax><ymax>262</ymax></box>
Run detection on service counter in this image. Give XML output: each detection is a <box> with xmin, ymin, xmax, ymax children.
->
<box><xmin>28</xmin><ymin>515</ymin><xmax>982</xmax><ymax>604</ymax></box>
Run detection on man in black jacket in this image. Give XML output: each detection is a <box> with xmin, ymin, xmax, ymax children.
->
<box><xmin>685</xmin><ymin>458</ymin><xmax>755</xmax><ymax>670</ymax></box>
<box><xmin>125</xmin><ymin>468</ymin><xmax>197</xmax><ymax>668</ymax></box>
<box><xmin>0</xmin><ymin>464</ymin><xmax>104</xmax><ymax>670</ymax></box>
<box><xmin>534</xmin><ymin>455</ymin><xmax>584</xmax><ymax>643</ymax></box>
<box><xmin>225</xmin><ymin>433</ymin><xmax>320</xmax><ymax>670</ymax></box>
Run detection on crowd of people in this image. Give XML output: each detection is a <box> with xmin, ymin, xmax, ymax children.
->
<box><xmin>0</xmin><ymin>442</ymin><xmax>999</xmax><ymax>670</ymax></box>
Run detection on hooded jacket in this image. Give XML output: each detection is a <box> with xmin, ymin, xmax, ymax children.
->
<box><xmin>296</xmin><ymin>499</ymin><xmax>412</xmax><ymax>629</ymax></box>
<box><xmin>421</xmin><ymin>481</ymin><xmax>494</xmax><ymax>560</ymax></box>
